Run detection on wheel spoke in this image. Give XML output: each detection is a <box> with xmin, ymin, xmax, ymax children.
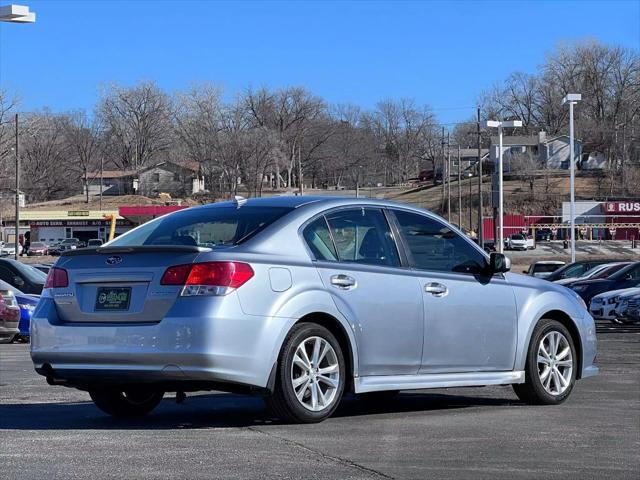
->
<box><xmin>556</xmin><ymin>359</ymin><xmax>572</xmax><ymax>368</ymax></box>
<box><xmin>292</xmin><ymin>374</ymin><xmax>309</xmax><ymax>388</ymax></box>
<box><xmin>299</xmin><ymin>344</ymin><xmax>312</xmax><ymax>367</ymax></box>
<box><xmin>293</xmin><ymin>353</ymin><xmax>310</xmax><ymax>370</ymax></box>
<box><xmin>539</xmin><ymin>366</ymin><xmax>551</xmax><ymax>382</ymax></box>
<box><xmin>311</xmin><ymin>338</ymin><xmax>321</xmax><ymax>366</ymax></box>
<box><xmin>317</xmin><ymin>374</ymin><xmax>338</xmax><ymax>388</ymax></box>
<box><xmin>295</xmin><ymin>380</ymin><xmax>310</xmax><ymax>401</ymax></box>
<box><xmin>556</xmin><ymin>346</ymin><xmax>570</xmax><ymax>361</ymax></box>
<box><xmin>539</xmin><ymin>346</ymin><xmax>551</xmax><ymax>361</ymax></box>
<box><xmin>537</xmin><ymin>354</ymin><xmax>550</xmax><ymax>366</ymax></box>
<box><xmin>318</xmin><ymin>342</ymin><xmax>331</xmax><ymax>365</ymax></box>
<box><xmin>318</xmin><ymin>364</ymin><xmax>339</xmax><ymax>375</ymax></box>
<box><xmin>311</xmin><ymin>381</ymin><xmax>319</xmax><ymax>409</ymax></box>
<box><xmin>554</xmin><ymin>367</ymin><xmax>568</xmax><ymax>388</ymax></box>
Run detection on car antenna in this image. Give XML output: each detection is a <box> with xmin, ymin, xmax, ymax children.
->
<box><xmin>233</xmin><ymin>195</ymin><xmax>247</xmax><ymax>208</ymax></box>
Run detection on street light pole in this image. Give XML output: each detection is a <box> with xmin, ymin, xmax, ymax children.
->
<box><xmin>14</xmin><ymin>114</ymin><xmax>19</xmax><ymax>260</ymax></box>
<box><xmin>476</xmin><ymin>107</ymin><xmax>484</xmax><ymax>248</ymax></box>
<box><xmin>485</xmin><ymin>119</ymin><xmax>523</xmax><ymax>253</ymax></box>
<box><xmin>563</xmin><ymin>93</ymin><xmax>581</xmax><ymax>263</ymax></box>
<box><xmin>1</xmin><ymin>4</ymin><xmax>36</xmax><ymax>259</ymax></box>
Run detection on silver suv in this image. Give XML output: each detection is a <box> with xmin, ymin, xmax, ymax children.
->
<box><xmin>31</xmin><ymin>196</ymin><xmax>598</xmax><ymax>423</ymax></box>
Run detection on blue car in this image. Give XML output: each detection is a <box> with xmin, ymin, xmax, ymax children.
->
<box><xmin>0</xmin><ymin>279</ymin><xmax>39</xmax><ymax>341</ymax></box>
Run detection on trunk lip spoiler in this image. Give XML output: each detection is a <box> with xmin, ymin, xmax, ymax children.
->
<box><xmin>61</xmin><ymin>245</ymin><xmax>213</xmax><ymax>256</ymax></box>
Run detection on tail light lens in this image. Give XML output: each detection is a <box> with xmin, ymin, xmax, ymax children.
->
<box><xmin>44</xmin><ymin>267</ymin><xmax>68</xmax><ymax>288</ymax></box>
<box><xmin>161</xmin><ymin>262</ymin><xmax>254</xmax><ymax>296</ymax></box>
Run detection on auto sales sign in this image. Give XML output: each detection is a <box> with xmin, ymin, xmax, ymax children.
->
<box><xmin>603</xmin><ymin>201</ymin><xmax>640</xmax><ymax>213</ymax></box>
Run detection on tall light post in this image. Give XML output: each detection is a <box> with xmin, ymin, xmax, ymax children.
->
<box><xmin>1</xmin><ymin>5</ymin><xmax>35</xmax><ymax>259</ymax></box>
<box><xmin>484</xmin><ymin>119</ymin><xmax>522</xmax><ymax>253</ymax></box>
<box><xmin>562</xmin><ymin>94</ymin><xmax>581</xmax><ymax>263</ymax></box>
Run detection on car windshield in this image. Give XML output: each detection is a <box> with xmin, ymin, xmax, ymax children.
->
<box><xmin>593</xmin><ymin>263</ymin><xmax>629</xmax><ymax>278</ymax></box>
<box><xmin>107</xmin><ymin>206</ymin><xmax>294</xmax><ymax>248</ymax></box>
<box><xmin>61</xmin><ymin>239</ymin><xmax>78</xmax><ymax>244</ymax></box>
<box><xmin>511</xmin><ymin>235</ymin><xmax>524</xmax><ymax>240</ymax></box>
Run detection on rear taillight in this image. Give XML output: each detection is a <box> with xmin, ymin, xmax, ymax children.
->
<box><xmin>160</xmin><ymin>262</ymin><xmax>254</xmax><ymax>296</ymax></box>
<box><xmin>44</xmin><ymin>267</ymin><xmax>68</xmax><ymax>288</ymax></box>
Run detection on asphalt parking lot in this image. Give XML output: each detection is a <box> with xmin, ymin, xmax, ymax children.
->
<box><xmin>1</xmin><ymin>321</ymin><xmax>638</xmax><ymax>480</ymax></box>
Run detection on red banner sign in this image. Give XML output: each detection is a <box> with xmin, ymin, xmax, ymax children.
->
<box><xmin>603</xmin><ymin>202</ymin><xmax>640</xmax><ymax>213</ymax></box>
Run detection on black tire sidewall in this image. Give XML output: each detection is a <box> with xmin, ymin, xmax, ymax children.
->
<box><xmin>277</xmin><ymin>324</ymin><xmax>346</xmax><ymax>423</ymax></box>
<box><xmin>526</xmin><ymin>319</ymin><xmax>577</xmax><ymax>404</ymax></box>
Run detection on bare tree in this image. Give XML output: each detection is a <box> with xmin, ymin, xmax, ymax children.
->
<box><xmin>98</xmin><ymin>81</ymin><xmax>172</xmax><ymax>172</ymax></box>
<box><xmin>60</xmin><ymin>111</ymin><xmax>102</xmax><ymax>203</ymax></box>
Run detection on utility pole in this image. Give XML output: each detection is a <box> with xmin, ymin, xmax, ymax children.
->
<box><xmin>14</xmin><ymin>113</ymin><xmax>19</xmax><ymax>260</ymax></box>
<box><xmin>468</xmin><ymin>153</ymin><xmax>473</xmax><ymax>233</ymax></box>
<box><xmin>447</xmin><ymin>131</ymin><xmax>451</xmax><ymax>222</ymax></box>
<box><xmin>298</xmin><ymin>143</ymin><xmax>303</xmax><ymax>195</ymax></box>
<box><xmin>441</xmin><ymin>126</ymin><xmax>446</xmax><ymax>211</ymax></box>
<box><xmin>458</xmin><ymin>145</ymin><xmax>462</xmax><ymax>228</ymax></box>
<box><xmin>476</xmin><ymin>107</ymin><xmax>484</xmax><ymax>248</ymax></box>
<box><xmin>99</xmin><ymin>156</ymin><xmax>104</xmax><ymax>210</ymax></box>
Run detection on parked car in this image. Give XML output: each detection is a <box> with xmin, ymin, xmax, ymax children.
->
<box><xmin>523</xmin><ymin>261</ymin><xmax>566</xmax><ymax>279</ymax></box>
<box><xmin>87</xmin><ymin>239</ymin><xmax>104</xmax><ymax>247</ymax></box>
<box><xmin>32</xmin><ymin>197</ymin><xmax>597</xmax><ymax>423</ymax></box>
<box><xmin>618</xmin><ymin>294</ymin><xmax>640</xmax><ymax>323</ymax></box>
<box><xmin>0</xmin><ymin>279</ymin><xmax>38</xmax><ymax>341</ymax></box>
<box><xmin>544</xmin><ymin>259</ymin><xmax>623</xmax><ymax>282</ymax></box>
<box><xmin>554</xmin><ymin>262</ymin><xmax>630</xmax><ymax>286</ymax></box>
<box><xmin>48</xmin><ymin>242</ymin><xmax>62</xmax><ymax>256</ymax></box>
<box><xmin>30</xmin><ymin>264</ymin><xmax>53</xmax><ymax>275</ymax></box>
<box><xmin>57</xmin><ymin>238</ymin><xmax>81</xmax><ymax>254</ymax></box>
<box><xmin>535</xmin><ymin>229</ymin><xmax>553</xmax><ymax>242</ymax></box>
<box><xmin>570</xmin><ymin>262</ymin><xmax>640</xmax><ymax>303</ymax></box>
<box><xmin>0</xmin><ymin>258</ymin><xmax>47</xmax><ymax>294</ymax></box>
<box><xmin>0</xmin><ymin>289</ymin><xmax>21</xmax><ymax>343</ymax></box>
<box><xmin>27</xmin><ymin>242</ymin><xmax>49</xmax><ymax>256</ymax></box>
<box><xmin>505</xmin><ymin>234</ymin><xmax>534</xmax><ymax>250</ymax></box>
<box><xmin>589</xmin><ymin>287</ymin><xmax>639</xmax><ymax>322</ymax></box>
<box><xmin>0</xmin><ymin>243</ymin><xmax>23</xmax><ymax>256</ymax></box>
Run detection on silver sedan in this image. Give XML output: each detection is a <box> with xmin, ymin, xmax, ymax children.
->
<box><xmin>31</xmin><ymin>196</ymin><xmax>598</xmax><ymax>423</ymax></box>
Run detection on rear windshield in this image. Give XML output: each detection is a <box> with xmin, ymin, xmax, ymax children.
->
<box><xmin>107</xmin><ymin>206</ymin><xmax>293</xmax><ymax>248</ymax></box>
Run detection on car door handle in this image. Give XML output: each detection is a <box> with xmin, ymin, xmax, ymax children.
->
<box><xmin>425</xmin><ymin>282</ymin><xmax>448</xmax><ymax>297</ymax></box>
<box><xmin>330</xmin><ymin>274</ymin><xmax>356</xmax><ymax>290</ymax></box>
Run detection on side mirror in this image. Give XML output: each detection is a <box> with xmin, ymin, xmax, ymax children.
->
<box><xmin>13</xmin><ymin>276</ymin><xmax>25</xmax><ymax>287</ymax></box>
<box><xmin>489</xmin><ymin>253</ymin><xmax>510</xmax><ymax>274</ymax></box>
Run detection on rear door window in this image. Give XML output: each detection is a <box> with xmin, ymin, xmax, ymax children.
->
<box><xmin>107</xmin><ymin>206</ymin><xmax>293</xmax><ymax>248</ymax></box>
<box><xmin>324</xmin><ymin>208</ymin><xmax>400</xmax><ymax>267</ymax></box>
<box><xmin>303</xmin><ymin>217</ymin><xmax>338</xmax><ymax>261</ymax></box>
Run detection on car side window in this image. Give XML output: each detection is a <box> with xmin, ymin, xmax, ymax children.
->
<box><xmin>393</xmin><ymin>210</ymin><xmax>486</xmax><ymax>274</ymax></box>
<box><xmin>303</xmin><ymin>217</ymin><xmax>338</xmax><ymax>261</ymax></box>
<box><xmin>0</xmin><ymin>266</ymin><xmax>13</xmax><ymax>284</ymax></box>
<box><xmin>325</xmin><ymin>208</ymin><xmax>400</xmax><ymax>267</ymax></box>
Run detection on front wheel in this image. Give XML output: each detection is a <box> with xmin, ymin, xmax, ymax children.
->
<box><xmin>265</xmin><ymin>323</ymin><xmax>346</xmax><ymax>423</ymax></box>
<box><xmin>89</xmin><ymin>388</ymin><xmax>164</xmax><ymax>417</ymax></box>
<box><xmin>513</xmin><ymin>319</ymin><xmax>577</xmax><ymax>405</ymax></box>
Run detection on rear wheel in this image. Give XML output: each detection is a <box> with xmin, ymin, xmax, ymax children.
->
<box><xmin>265</xmin><ymin>323</ymin><xmax>345</xmax><ymax>423</ymax></box>
<box><xmin>89</xmin><ymin>388</ymin><xmax>164</xmax><ymax>417</ymax></box>
<box><xmin>513</xmin><ymin>319</ymin><xmax>577</xmax><ymax>405</ymax></box>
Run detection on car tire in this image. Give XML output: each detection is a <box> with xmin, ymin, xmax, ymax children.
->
<box><xmin>513</xmin><ymin>319</ymin><xmax>577</xmax><ymax>405</ymax></box>
<box><xmin>89</xmin><ymin>389</ymin><xmax>164</xmax><ymax>418</ymax></box>
<box><xmin>265</xmin><ymin>322</ymin><xmax>346</xmax><ymax>424</ymax></box>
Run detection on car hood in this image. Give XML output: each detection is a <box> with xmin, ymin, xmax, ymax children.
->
<box><xmin>508</xmin><ymin>272</ymin><xmax>575</xmax><ymax>295</ymax></box>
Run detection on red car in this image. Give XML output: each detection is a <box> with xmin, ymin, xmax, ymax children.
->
<box><xmin>0</xmin><ymin>290</ymin><xmax>21</xmax><ymax>343</ymax></box>
<box><xmin>27</xmin><ymin>242</ymin><xmax>49</xmax><ymax>256</ymax></box>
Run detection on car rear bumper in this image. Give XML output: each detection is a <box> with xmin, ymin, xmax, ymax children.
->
<box><xmin>0</xmin><ymin>322</ymin><xmax>19</xmax><ymax>343</ymax></box>
<box><xmin>30</xmin><ymin>295</ymin><xmax>286</xmax><ymax>391</ymax></box>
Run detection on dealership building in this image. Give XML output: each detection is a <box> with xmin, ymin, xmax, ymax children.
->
<box><xmin>0</xmin><ymin>205</ymin><xmax>187</xmax><ymax>246</ymax></box>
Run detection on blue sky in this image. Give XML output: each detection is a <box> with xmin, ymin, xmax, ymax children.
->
<box><xmin>1</xmin><ymin>0</ymin><xmax>638</xmax><ymax>125</ymax></box>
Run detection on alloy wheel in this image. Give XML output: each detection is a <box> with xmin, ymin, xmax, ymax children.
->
<box><xmin>290</xmin><ymin>336</ymin><xmax>340</xmax><ymax>412</ymax></box>
<box><xmin>537</xmin><ymin>331</ymin><xmax>573</xmax><ymax>396</ymax></box>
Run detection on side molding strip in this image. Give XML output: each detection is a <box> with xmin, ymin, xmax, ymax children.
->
<box><xmin>355</xmin><ymin>371</ymin><xmax>525</xmax><ymax>393</ymax></box>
